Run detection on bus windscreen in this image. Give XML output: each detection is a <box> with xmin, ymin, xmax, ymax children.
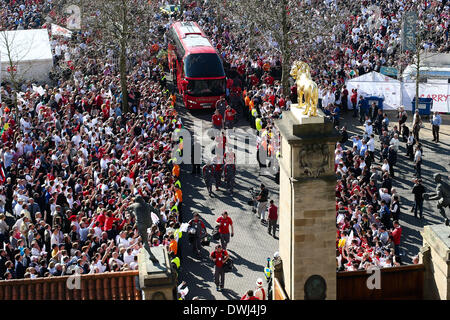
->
<box><xmin>186</xmin><ymin>79</ymin><xmax>226</xmax><ymax>97</ymax></box>
<box><xmin>184</xmin><ymin>53</ymin><xmax>225</xmax><ymax>78</ymax></box>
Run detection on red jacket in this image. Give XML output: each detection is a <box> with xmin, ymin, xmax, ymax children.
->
<box><xmin>268</xmin><ymin>204</ymin><xmax>278</xmax><ymax>221</ymax></box>
<box><xmin>392</xmin><ymin>227</ymin><xmax>402</xmax><ymax>245</ymax></box>
<box><xmin>241</xmin><ymin>294</ymin><xmax>259</xmax><ymax>300</ymax></box>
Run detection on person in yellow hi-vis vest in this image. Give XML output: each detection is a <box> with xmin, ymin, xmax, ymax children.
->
<box><xmin>255</xmin><ymin>117</ymin><xmax>263</xmax><ymax>133</ymax></box>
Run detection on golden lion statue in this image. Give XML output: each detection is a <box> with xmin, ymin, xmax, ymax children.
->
<box><xmin>290</xmin><ymin>61</ymin><xmax>319</xmax><ymax>117</ymax></box>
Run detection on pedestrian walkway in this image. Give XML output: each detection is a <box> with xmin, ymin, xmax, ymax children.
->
<box><xmin>341</xmin><ymin>111</ymin><xmax>450</xmax><ymax>262</ymax></box>
<box><xmin>177</xmin><ymin>107</ymin><xmax>279</xmax><ymax>300</ymax></box>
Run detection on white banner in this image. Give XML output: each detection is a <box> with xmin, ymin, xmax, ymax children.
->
<box><xmin>51</xmin><ymin>24</ymin><xmax>72</xmax><ymax>38</ymax></box>
<box><xmin>347</xmin><ymin>80</ymin><xmax>450</xmax><ymax>113</ymax></box>
<box><xmin>402</xmin><ymin>82</ymin><xmax>450</xmax><ymax>113</ymax></box>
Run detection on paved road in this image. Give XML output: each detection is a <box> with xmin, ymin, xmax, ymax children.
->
<box><xmin>173</xmin><ymin>85</ymin><xmax>449</xmax><ymax>298</ymax></box>
<box><xmin>176</xmin><ymin>103</ymin><xmax>279</xmax><ymax>300</ymax></box>
<box><xmin>340</xmin><ymin>111</ymin><xmax>450</xmax><ymax>263</ymax></box>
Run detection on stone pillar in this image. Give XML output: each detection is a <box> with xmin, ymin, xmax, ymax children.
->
<box><xmin>420</xmin><ymin>224</ymin><xmax>450</xmax><ymax>300</ymax></box>
<box><xmin>274</xmin><ymin>107</ymin><xmax>339</xmax><ymax>300</ymax></box>
<box><xmin>138</xmin><ymin>246</ymin><xmax>177</xmax><ymax>300</ymax></box>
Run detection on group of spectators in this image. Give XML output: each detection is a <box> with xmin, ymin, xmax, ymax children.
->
<box><xmin>186</xmin><ymin>0</ymin><xmax>449</xmax><ymax>272</ymax></box>
<box><xmin>0</xmin><ymin>1</ymin><xmax>186</xmax><ymax>281</ymax></box>
<box><xmin>0</xmin><ymin>0</ymin><xmax>448</xmax><ymax>287</ymax></box>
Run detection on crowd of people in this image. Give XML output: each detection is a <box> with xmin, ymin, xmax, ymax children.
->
<box><xmin>0</xmin><ymin>0</ymin><xmax>187</xmax><ymax>281</ymax></box>
<box><xmin>0</xmin><ymin>0</ymin><xmax>448</xmax><ymax>299</ymax></box>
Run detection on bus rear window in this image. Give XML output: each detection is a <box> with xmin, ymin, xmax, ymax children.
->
<box><xmin>184</xmin><ymin>53</ymin><xmax>225</xmax><ymax>78</ymax></box>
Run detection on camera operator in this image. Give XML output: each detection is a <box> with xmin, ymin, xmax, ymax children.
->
<box><xmin>255</xmin><ymin>184</ymin><xmax>269</xmax><ymax>223</ymax></box>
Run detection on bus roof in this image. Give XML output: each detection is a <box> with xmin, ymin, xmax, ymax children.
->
<box><xmin>171</xmin><ymin>21</ymin><xmax>217</xmax><ymax>55</ymax></box>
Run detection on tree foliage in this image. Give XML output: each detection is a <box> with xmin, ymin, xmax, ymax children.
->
<box><xmin>210</xmin><ymin>0</ymin><xmax>350</xmax><ymax>95</ymax></box>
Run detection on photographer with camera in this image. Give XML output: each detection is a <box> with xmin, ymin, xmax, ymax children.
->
<box><xmin>255</xmin><ymin>184</ymin><xmax>269</xmax><ymax>223</ymax></box>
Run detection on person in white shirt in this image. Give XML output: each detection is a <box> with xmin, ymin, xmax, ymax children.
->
<box><xmin>115</xmin><ymin>231</ymin><xmax>130</xmax><ymax>248</ymax></box>
<box><xmin>390</xmin><ymin>133</ymin><xmax>400</xmax><ymax>152</ymax></box>
<box><xmin>381</xmin><ymin>159</ymin><xmax>390</xmax><ymax>174</ymax></box>
<box><xmin>123</xmin><ymin>248</ymin><xmax>135</xmax><ymax>265</ymax></box>
<box><xmin>364</xmin><ymin>120</ymin><xmax>373</xmax><ymax>137</ymax></box>
<box><xmin>13</xmin><ymin>199</ymin><xmax>24</xmax><ymax>218</ymax></box>
<box><xmin>367</xmin><ymin>134</ymin><xmax>375</xmax><ymax>160</ymax></box>
<box><xmin>108</xmin><ymin>252</ymin><xmax>124</xmax><ymax>268</ymax></box>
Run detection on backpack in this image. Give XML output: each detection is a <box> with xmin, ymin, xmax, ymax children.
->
<box><xmin>212</xmin><ymin>225</ymin><xmax>220</xmax><ymax>241</ymax></box>
<box><xmin>224</xmin><ymin>258</ymin><xmax>234</xmax><ymax>273</ymax></box>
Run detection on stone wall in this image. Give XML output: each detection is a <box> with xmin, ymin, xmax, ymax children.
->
<box><xmin>275</xmin><ymin>110</ymin><xmax>339</xmax><ymax>300</ymax></box>
<box><xmin>420</xmin><ymin>224</ymin><xmax>450</xmax><ymax>300</ymax></box>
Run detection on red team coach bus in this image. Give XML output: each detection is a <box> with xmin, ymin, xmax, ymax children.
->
<box><xmin>167</xmin><ymin>21</ymin><xmax>226</xmax><ymax>109</ymax></box>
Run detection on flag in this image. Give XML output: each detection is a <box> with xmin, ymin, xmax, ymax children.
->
<box><xmin>51</xmin><ymin>24</ymin><xmax>73</xmax><ymax>38</ymax></box>
<box><xmin>0</xmin><ymin>162</ymin><xmax>6</xmax><ymax>185</ymax></box>
<box><xmin>401</xmin><ymin>11</ymin><xmax>417</xmax><ymax>53</ymax></box>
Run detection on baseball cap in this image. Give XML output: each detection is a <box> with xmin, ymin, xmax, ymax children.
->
<box><xmin>256</xmin><ymin>278</ymin><xmax>263</xmax><ymax>287</ymax></box>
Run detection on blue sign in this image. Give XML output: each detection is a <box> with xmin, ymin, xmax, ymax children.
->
<box><xmin>380</xmin><ymin>66</ymin><xmax>398</xmax><ymax>77</ymax></box>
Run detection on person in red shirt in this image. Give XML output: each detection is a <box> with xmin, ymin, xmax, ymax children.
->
<box><xmin>210</xmin><ymin>244</ymin><xmax>229</xmax><ymax>291</ymax></box>
<box><xmin>278</xmin><ymin>95</ymin><xmax>286</xmax><ymax>109</ymax></box>
<box><xmin>249</xmin><ymin>74</ymin><xmax>259</xmax><ymax>87</ymax></box>
<box><xmin>263</xmin><ymin>73</ymin><xmax>274</xmax><ymax>86</ymax></box>
<box><xmin>267</xmin><ymin>200</ymin><xmax>278</xmax><ymax>238</ymax></box>
<box><xmin>216</xmin><ymin>211</ymin><xmax>234</xmax><ymax>250</ymax></box>
<box><xmin>351</xmin><ymin>88</ymin><xmax>358</xmax><ymax>117</ymax></box>
<box><xmin>391</xmin><ymin>220</ymin><xmax>402</xmax><ymax>256</ymax></box>
<box><xmin>103</xmin><ymin>211</ymin><xmax>120</xmax><ymax>231</ymax></box>
<box><xmin>240</xmin><ymin>290</ymin><xmax>259</xmax><ymax>300</ymax></box>
<box><xmin>224</xmin><ymin>105</ymin><xmax>237</xmax><ymax>130</ymax></box>
<box><xmin>212</xmin><ymin>109</ymin><xmax>223</xmax><ymax>130</ymax></box>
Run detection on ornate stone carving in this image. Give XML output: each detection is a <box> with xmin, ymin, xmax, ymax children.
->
<box><xmin>298</xmin><ymin>144</ymin><xmax>330</xmax><ymax>178</ymax></box>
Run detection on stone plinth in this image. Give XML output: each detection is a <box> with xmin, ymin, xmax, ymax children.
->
<box><xmin>274</xmin><ymin>110</ymin><xmax>339</xmax><ymax>300</ymax></box>
<box><xmin>138</xmin><ymin>246</ymin><xmax>177</xmax><ymax>300</ymax></box>
<box><xmin>290</xmin><ymin>104</ymin><xmax>325</xmax><ymax>125</ymax></box>
<box><xmin>420</xmin><ymin>224</ymin><xmax>450</xmax><ymax>300</ymax></box>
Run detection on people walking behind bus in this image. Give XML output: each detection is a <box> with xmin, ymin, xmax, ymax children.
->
<box><xmin>216</xmin><ymin>211</ymin><xmax>234</xmax><ymax>251</ymax></box>
<box><xmin>431</xmin><ymin>111</ymin><xmax>442</xmax><ymax>143</ymax></box>
<box><xmin>216</xmin><ymin>96</ymin><xmax>227</xmax><ymax>117</ymax></box>
<box><xmin>213</xmin><ymin>156</ymin><xmax>223</xmax><ymax>191</ymax></box>
<box><xmin>212</xmin><ymin>109</ymin><xmax>224</xmax><ymax>130</ymax></box>
<box><xmin>256</xmin><ymin>184</ymin><xmax>269</xmax><ymax>223</ymax></box>
<box><xmin>188</xmin><ymin>213</ymin><xmax>207</xmax><ymax>257</ymax></box>
<box><xmin>223</xmin><ymin>163</ymin><xmax>236</xmax><ymax>195</ymax></box>
<box><xmin>224</xmin><ymin>105</ymin><xmax>237</xmax><ymax>130</ymax></box>
<box><xmin>210</xmin><ymin>244</ymin><xmax>229</xmax><ymax>291</ymax></box>
<box><xmin>202</xmin><ymin>162</ymin><xmax>215</xmax><ymax>196</ymax></box>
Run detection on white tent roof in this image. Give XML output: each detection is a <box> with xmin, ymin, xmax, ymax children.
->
<box><xmin>347</xmin><ymin>71</ymin><xmax>399</xmax><ymax>83</ymax></box>
<box><xmin>0</xmin><ymin>29</ymin><xmax>53</xmax><ymax>63</ymax></box>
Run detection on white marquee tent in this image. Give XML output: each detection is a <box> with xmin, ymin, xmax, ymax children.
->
<box><xmin>0</xmin><ymin>29</ymin><xmax>53</xmax><ymax>84</ymax></box>
<box><xmin>346</xmin><ymin>71</ymin><xmax>401</xmax><ymax>110</ymax></box>
<box><xmin>346</xmin><ymin>71</ymin><xmax>450</xmax><ymax>113</ymax></box>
